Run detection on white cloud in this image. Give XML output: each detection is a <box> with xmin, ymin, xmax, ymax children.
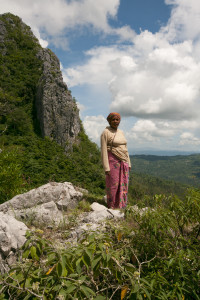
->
<box><xmin>63</xmin><ymin>46</ymin><xmax>125</xmax><ymax>87</ymax></box>
<box><xmin>164</xmin><ymin>0</ymin><xmax>200</xmax><ymax>42</ymax></box>
<box><xmin>66</xmin><ymin>35</ymin><xmax>200</xmax><ymax>121</ymax></box>
<box><xmin>179</xmin><ymin>132</ymin><xmax>200</xmax><ymax>145</ymax></box>
<box><xmin>128</xmin><ymin>120</ymin><xmax>176</xmax><ymax>142</ymax></box>
<box><xmin>0</xmin><ymin>0</ymin><xmax>135</xmax><ymax>48</ymax></box>
<box><xmin>83</xmin><ymin>115</ymin><xmax>107</xmax><ymax>143</ymax></box>
<box><xmin>109</xmin><ymin>38</ymin><xmax>200</xmax><ymax>120</ymax></box>
<box><xmin>76</xmin><ymin>102</ymin><xmax>85</xmax><ymax>117</ymax></box>
<box><xmin>63</xmin><ymin>1</ymin><xmax>200</xmax><ymax>153</ymax></box>
<box><xmin>31</xmin><ymin>27</ymin><xmax>48</xmax><ymax>48</ymax></box>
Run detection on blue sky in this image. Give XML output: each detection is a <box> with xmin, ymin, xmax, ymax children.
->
<box><xmin>1</xmin><ymin>0</ymin><xmax>200</xmax><ymax>154</ymax></box>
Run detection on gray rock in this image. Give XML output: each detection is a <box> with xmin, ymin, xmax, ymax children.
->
<box><xmin>75</xmin><ymin>187</ymin><xmax>89</xmax><ymax>194</ymax></box>
<box><xmin>0</xmin><ymin>212</ymin><xmax>28</xmax><ymax>273</ymax></box>
<box><xmin>35</xmin><ymin>48</ymin><xmax>81</xmax><ymax>151</ymax></box>
<box><xmin>11</xmin><ymin>201</ymin><xmax>65</xmax><ymax>227</ymax></box>
<box><xmin>68</xmin><ymin>202</ymin><xmax>124</xmax><ymax>243</ymax></box>
<box><xmin>56</xmin><ymin>199</ymin><xmax>77</xmax><ymax>211</ymax></box>
<box><xmin>0</xmin><ymin>212</ymin><xmax>27</xmax><ymax>254</ymax></box>
<box><xmin>90</xmin><ymin>202</ymin><xmax>107</xmax><ymax>212</ymax></box>
<box><xmin>90</xmin><ymin>202</ymin><xmax>124</xmax><ymax>219</ymax></box>
<box><xmin>0</xmin><ymin>182</ymin><xmax>83</xmax><ymax>213</ymax></box>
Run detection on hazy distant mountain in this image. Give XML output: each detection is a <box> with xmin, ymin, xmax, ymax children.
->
<box><xmin>130</xmin><ymin>153</ymin><xmax>200</xmax><ymax>188</ymax></box>
<box><xmin>131</xmin><ymin>150</ymin><xmax>200</xmax><ymax>156</ymax></box>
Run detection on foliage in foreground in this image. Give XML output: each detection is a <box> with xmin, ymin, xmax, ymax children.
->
<box><xmin>0</xmin><ymin>189</ymin><xmax>199</xmax><ymax>299</ymax></box>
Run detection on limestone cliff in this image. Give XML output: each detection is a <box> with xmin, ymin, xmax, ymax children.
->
<box><xmin>0</xmin><ymin>13</ymin><xmax>81</xmax><ymax>151</ymax></box>
<box><xmin>36</xmin><ymin>48</ymin><xmax>81</xmax><ymax>151</ymax></box>
<box><xmin>0</xmin><ymin>12</ymin><xmax>104</xmax><ymax>199</ymax></box>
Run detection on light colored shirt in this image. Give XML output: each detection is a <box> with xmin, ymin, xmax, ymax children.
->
<box><xmin>100</xmin><ymin>126</ymin><xmax>131</xmax><ymax>172</ymax></box>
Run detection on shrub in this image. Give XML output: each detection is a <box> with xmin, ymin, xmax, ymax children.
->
<box><xmin>0</xmin><ymin>147</ymin><xmax>27</xmax><ymax>203</ymax></box>
<box><xmin>1</xmin><ymin>189</ymin><xmax>199</xmax><ymax>299</ymax></box>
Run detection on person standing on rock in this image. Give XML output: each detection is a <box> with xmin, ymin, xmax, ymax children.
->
<box><xmin>100</xmin><ymin>112</ymin><xmax>131</xmax><ymax>209</ymax></box>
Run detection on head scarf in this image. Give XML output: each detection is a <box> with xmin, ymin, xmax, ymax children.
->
<box><xmin>107</xmin><ymin>112</ymin><xmax>121</xmax><ymax>124</ymax></box>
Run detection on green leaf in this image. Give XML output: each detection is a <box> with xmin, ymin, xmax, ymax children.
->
<box><xmin>85</xmin><ymin>248</ymin><xmax>93</xmax><ymax>260</ymax></box>
<box><xmin>91</xmin><ymin>255</ymin><xmax>101</xmax><ymax>269</ymax></box>
<box><xmin>80</xmin><ymin>285</ymin><xmax>96</xmax><ymax>297</ymax></box>
<box><xmin>23</xmin><ymin>295</ymin><xmax>32</xmax><ymax>300</ymax></box>
<box><xmin>168</xmin><ymin>258</ymin><xmax>174</xmax><ymax>267</ymax></box>
<box><xmin>82</xmin><ymin>253</ymin><xmax>90</xmax><ymax>269</ymax></box>
<box><xmin>61</xmin><ymin>255</ymin><xmax>68</xmax><ymax>276</ymax></box>
<box><xmin>24</xmin><ymin>278</ymin><xmax>32</xmax><ymax>288</ymax></box>
<box><xmin>179</xmin><ymin>261</ymin><xmax>184</xmax><ymax>277</ymax></box>
<box><xmin>66</xmin><ymin>284</ymin><xmax>76</xmax><ymax>294</ymax></box>
<box><xmin>22</xmin><ymin>249</ymin><xmax>30</xmax><ymax>258</ymax></box>
<box><xmin>76</xmin><ymin>257</ymin><xmax>82</xmax><ymax>274</ymax></box>
<box><xmin>30</xmin><ymin>246</ymin><xmax>39</xmax><ymax>260</ymax></box>
<box><xmin>56</xmin><ymin>262</ymin><xmax>62</xmax><ymax>277</ymax></box>
<box><xmin>141</xmin><ymin>287</ymin><xmax>151</xmax><ymax>299</ymax></box>
<box><xmin>47</xmin><ymin>253</ymin><xmax>57</xmax><ymax>264</ymax></box>
<box><xmin>65</xmin><ymin>257</ymin><xmax>74</xmax><ymax>273</ymax></box>
<box><xmin>93</xmin><ymin>296</ymin><xmax>106</xmax><ymax>300</ymax></box>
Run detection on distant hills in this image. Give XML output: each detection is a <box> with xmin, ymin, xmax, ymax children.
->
<box><xmin>130</xmin><ymin>149</ymin><xmax>200</xmax><ymax>156</ymax></box>
<box><xmin>130</xmin><ymin>154</ymin><xmax>200</xmax><ymax>188</ymax></box>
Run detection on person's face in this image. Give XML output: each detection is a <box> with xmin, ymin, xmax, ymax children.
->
<box><xmin>110</xmin><ymin>117</ymin><xmax>120</xmax><ymax>129</ymax></box>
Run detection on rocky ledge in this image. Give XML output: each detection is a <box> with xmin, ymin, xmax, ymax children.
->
<box><xmin>0</xmin><ymin>182</ymin><xmax>125</xmax><ymax>273</ymax></box>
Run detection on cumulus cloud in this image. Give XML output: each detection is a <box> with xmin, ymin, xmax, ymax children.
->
<box><xmin>164</xmin><ymin>0</ymin><xmax>200</xmax><ymax>42</ymax></box>
<box><xmin>128</xmin><ymin>120</ymin><xmax>175</xmax><ymax>142</ymax></box>
<box><xmin>62</xmin><ymin>0</ymin><xmax>200</xmax><ymax>151</ymax></box>
<box><xmin>179</xmin><ymin>132</ymin><xmax>200</xmax><ymax>145</ymax></box>
<box><xmin>109</xmin><ymin>39</ymin><xmax>200</xmax><ymax>120</ymax></box>
<box><xmin>65</xmin><ymin>35</ymin><xmax>200</xmax><ymax>121</ymax></box>
<box><xmin>0</xmin><ymin>0</ymin><xmax>135</xmax><ymax>48</ymax></box>
<box><xmin>76</xmin><ymin>102</ymin><xmax>85</xmax><ymax>118</ymax></box>
<box><xmin>83</xmin><ymin>115</ymin><xmax>107</xmax><ymax>143</ymax></box>
<box><xmin>63</xmin><ymin>46</ymin><xmax>127</xmax><ymax>87</ymax></box>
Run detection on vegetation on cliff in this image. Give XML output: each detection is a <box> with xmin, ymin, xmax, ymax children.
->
<box><xmin>0</xmin><ymin>13</ymin><xmax>105</xmax><ymax>202</ymax></box>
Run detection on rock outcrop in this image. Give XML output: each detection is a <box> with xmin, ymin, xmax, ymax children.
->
<box><xmin>0</xmin><ymin>13</ymin><xmax>81</xmax><ymax>152</ymax></box>
<box><xmin>0</xmin><ymin>181</ymin><xmax>126</xmax><ymax>271</ymax></box>
<box><xmin>0</xmin><ymin>181</ymin><xmax>83</xmax><ymax>214</ymax></box>
<box><xmin>36</xmin><ymin>48</ymin><xmax>81</xmax><ymax>151</ymax></box>
<box><xmin>0</xmin><ymin>212</ymin><xmax>28</xmax><ymax>273</ymax></box>
<box><xmin>68</xmin><ymin>202</ymin><xmax>124</xmax><ymax>244</ymax></box>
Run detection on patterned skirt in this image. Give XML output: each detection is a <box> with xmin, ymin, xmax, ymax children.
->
<box><xmin>106</xmin><ymin>151</ymin><xmax>129</xmax><ymax>209</ymax></box>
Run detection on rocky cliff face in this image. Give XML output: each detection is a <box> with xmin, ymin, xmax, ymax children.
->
<box><xmin>0</xmin><ymin>13</ymin><xmax>81</xmax><ymax>151</ymax></box>
<box><xmin>36</xmin><ymin>48</ymin><xmax>81</xmax><ymax>151</ymax></box>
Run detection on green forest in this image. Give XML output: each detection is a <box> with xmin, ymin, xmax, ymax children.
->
<box><xmin>0</xmin><ymin>13</ymin><xmax>199</xmax><ymax>299</ymax></box>
<box><xmin>130</xmin><ymin>154</ymin><xmax>200</xmax><ymax>188</ymax></box>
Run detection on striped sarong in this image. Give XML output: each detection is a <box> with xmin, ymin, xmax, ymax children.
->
<box><xmin>106</xmin><ymin>151</ymin><xmax>129</xmax><ymax>209</ymax></box>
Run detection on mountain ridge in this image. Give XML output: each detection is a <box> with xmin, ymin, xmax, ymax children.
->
<box><xmin>0</xmin><ymin>13</ymin><xmax>105</xmax><ymax>201</ymax></box>
<box><xmin>130</xmin><ymin>153</ymin><xmax>200</xmax><ymax>188</ymax></box>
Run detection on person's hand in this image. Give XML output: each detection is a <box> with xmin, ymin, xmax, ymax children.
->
<box><xmin>105</xmin><ymin>171</ymin><xmax>110</xmax><ymax>176</ymax></box>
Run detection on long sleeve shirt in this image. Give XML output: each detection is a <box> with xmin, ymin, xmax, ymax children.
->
<box><xmin>100</xmin><ymin>126</ymin><xmax>131</xmax><ymax>172</ymax></box>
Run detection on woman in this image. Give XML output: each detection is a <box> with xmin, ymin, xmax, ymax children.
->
<box><xmin>101</xmin><ymin>112</ymin><xmax>131</xmax><ymax>209</ymax></box>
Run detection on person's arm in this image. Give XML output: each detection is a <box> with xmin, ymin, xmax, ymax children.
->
<box><xmin>128</xmin><ymin>153</ymin><xmax>131</xmax><ymax>169</ymax></box>
<box><xmin>101</xmin><ymin>130</ymin><xmax>110</xmax><ymax>173</ymax></box>
<box><xmin>122</xmin><ymin>130</ymin><xmax>131</xmax><ymax>170</ymax></box>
